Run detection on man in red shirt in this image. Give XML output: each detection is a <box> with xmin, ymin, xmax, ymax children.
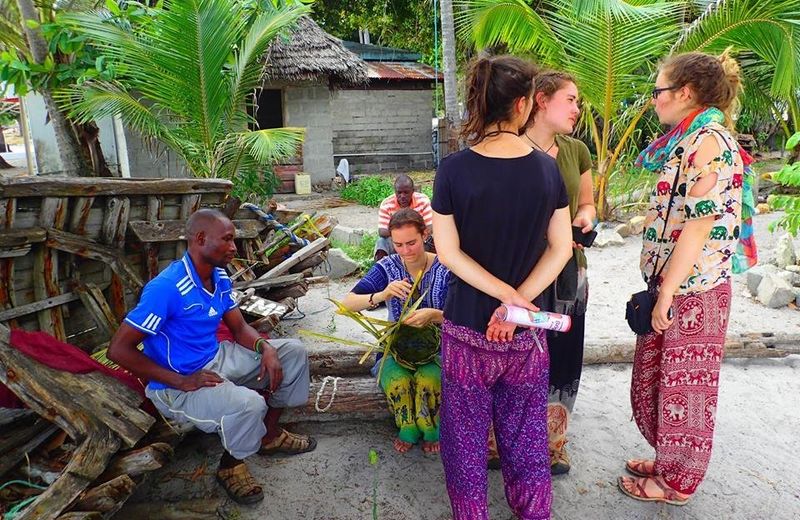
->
<box><xmin>375</xmin><ymin>174</ymin><xmax>433</xmax><ymax>260</ymax></box>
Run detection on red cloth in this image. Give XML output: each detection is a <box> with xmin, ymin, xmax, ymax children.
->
<box><xmin>0</xmin><ymin>329</ymin><xmax>146</xmax><ymax>409</ymax></box>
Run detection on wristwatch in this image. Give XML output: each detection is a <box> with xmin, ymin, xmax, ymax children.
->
<box><xmin>368</xmin><ymin>293</ymin><xmax>378</xmax><ymax>310</ymax></box>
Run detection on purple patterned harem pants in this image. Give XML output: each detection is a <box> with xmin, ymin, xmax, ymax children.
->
<box><xmin>439</xmin><ymin>320</ymin><xmax>551</xmax><ymax>520</ymax></box>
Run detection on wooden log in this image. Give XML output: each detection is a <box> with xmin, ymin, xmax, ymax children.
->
<box><xmin>233</xmin><ymin>273</ymin><xmax>304</xmax><ymax>291</ymax></box>
<box><xmin>0</xmin><ymin>177</ymin><xmax>232</xmax><ymax>198</ymax></box>
<box><xmin>143</xmin><ymin>196</ymin><xmax>163</xmax><ymax>282</ymax></box>
<box><xmin>583</xmin><ymin>332</ymin><xmax>793</xmax><ymax>364</ymax></box>
<box><xmin>0</xmin><ymin>283</ymin><xmax>109</xmax><ymax>322</ymax></box>
<box><xmin>308</xmin><ymin>343</ymin><xmax>374</xmax><ymax>377</ymax></box>
<box><xmin>282</xmin><ymin>375</ymin><xmax>387</xmax><ymax>423</ymax></box>
<box><xmin>115</xmin><ymin>498</ymin><xmax>224</xmax><ymax>520</ymax></box>
<box><xmin>306</xmin><ymin>276</ymin><xmax>329</xmax><ymax>285</ymax></box>
<box><xmin>0</xmin><ymin>325</ymin><xmax>153</xmax><ymax>447</ymax></box>
<box><xmin>72</xmin><ymin>474</ymin><xmax>136</xmax><ymax>513</ymax></box>
<box><xmin>56</xmin><ymin>513</ymin><xmax>102</xmax><ymax>520</ymax></box>
<box><xmin>98</xmin><ymin>442</ymin><xmax>174</xmax><ymax>482</ymax></box>
<box><xmin>35</xmin><ymin>198</ymin><xmax>68</xmax><ymax>339</ymax></box>
<box><xmin>128</xmin><ymin>219</ymin><xmax>267</xmax><ymax>243</ymax></box>
<box><xmin>0</xmin><ymin>419</ymin><xmax>60</xmax><ymax>478</ymax></box>
<box><xmin>256</xmin><ymin>237</ymin><xmax>329</xmax><ymax>280</ymax></box>
<box><xmin>288</xmin><ymin>251</ymin><xmax>327</xmax><ymax>274</ymax></box>
<box><xmin>0</xmin><ymin>325</ymin><xmax>155</xmax><ymax>520</ymax></box>
<box><xmin>74</xmin><ymin>284</ymin><xmax>117</xmax><ymax>340</ymax></box>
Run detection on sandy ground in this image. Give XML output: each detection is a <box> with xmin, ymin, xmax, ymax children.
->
<box><xmin>118</xmin><ymin>200</ymin><xmax>800</xmax><ymax>519</ymax></box>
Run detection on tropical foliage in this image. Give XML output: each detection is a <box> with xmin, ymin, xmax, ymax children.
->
<box><xmin>768</xmin><ymin>132</ymin><xmax>800</xmax><ymax>236</ymax></box>
<box><xmin>55</xmin><ymin>0</ymin><xmax>309</xmax><ymax>198</ymax></box>
<box><xmin>457</xmin><ymin>0</ymin><xmax>800</xmax><ymax>218</ymax></box>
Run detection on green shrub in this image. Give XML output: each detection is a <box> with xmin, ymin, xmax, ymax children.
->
<box><xmin>332</xmin><ymin>233</ymin><xmax>378</xmax><ymax>274</ymax></box>
<box><xmin>340</xmin><ymin>177</ymin><xmax>395</xmax><ymax>207</ymax></box>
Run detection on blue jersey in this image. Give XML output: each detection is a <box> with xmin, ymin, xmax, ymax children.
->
<box><xmin>124</xmin><ymin>253</ymin><xmax>237</xmax><ymax>390</ymax></box>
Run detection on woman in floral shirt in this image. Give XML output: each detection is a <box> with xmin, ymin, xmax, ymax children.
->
<box><xmin>619</xmin><ymin>51</ymin><xmax>755</xmax><ymax>505</ymax></box>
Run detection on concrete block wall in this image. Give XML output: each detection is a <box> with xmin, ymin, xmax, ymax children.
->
<box><xmin>331</xmin><ymin>88</ymin><xmax>434</xmax><ymax>173</ymax></box>
<box><xmin>284</xmin><ymin>84</ymin><xmax>334</xmax><ymax>185</ymax></box>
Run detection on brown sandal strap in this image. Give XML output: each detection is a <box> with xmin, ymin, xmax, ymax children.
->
<box><xmin>217</xmin><ymin>464</ymin><xmax>261</xmax><ymax>497</ymax></box>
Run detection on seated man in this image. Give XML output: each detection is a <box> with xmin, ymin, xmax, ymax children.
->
<box><xmin>108</xmin><ymin>209</ymin><xmax>315</xmax><ymax>505</ymax></box>
<box><xmin>375</xmin><ymin>174</ymin><xmax>433</xmax><ymax>260</ymax></box>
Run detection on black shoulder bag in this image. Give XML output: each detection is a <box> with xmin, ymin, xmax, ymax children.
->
<box><xmin>625</xmin><ymin>166</ymin><xmax>681</xmax><ymax>336</ymax></box>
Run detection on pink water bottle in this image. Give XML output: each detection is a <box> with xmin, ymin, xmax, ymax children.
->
<box><xmin>495</xmin><ymin>304</ymin><xmax>572</xmax><ymax>332</ymax></box>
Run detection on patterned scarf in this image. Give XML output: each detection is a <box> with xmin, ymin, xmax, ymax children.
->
<box><xmin>636</xmin><ymin>107</ymin><xmax>758</xmax><ymax>273</ymax></box>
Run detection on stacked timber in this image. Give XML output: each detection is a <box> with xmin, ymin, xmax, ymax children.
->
<box><xmin>0</xmin><ymin>176</ymin><xmax>337</xmax><ymax>517</ymax></box>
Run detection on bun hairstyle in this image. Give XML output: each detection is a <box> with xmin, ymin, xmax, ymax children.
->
<box><xmin>528</xmin><ymin>70</ymin><xmax>576</xmax><ymax>123</ymax></box>
<box><xmin>661</xmin><ymin>49</ymin><xmax>742</xmax><ymax>128</ymax></box>
<box><xmin>460</xmin><ymin>54</ymin><xmax>538</xmax><ymax>145</ymax></box>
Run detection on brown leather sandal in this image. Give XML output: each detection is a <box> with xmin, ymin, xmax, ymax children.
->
<box><xmin>216</xmin><ymin>463</ymin><xmax>264</xmax><ymax>505</ymax></box>
<box><xmin>618</xmin><ymin>476</ymin><xmax>691</xmax><ymax>506</ymax></box>
<box><xmin>625</xmin><ymin>458</ymin><xmax>655</xmax><ymax>477</ymax></box>
<box><xmin>259</xmin><ymin>428</ymin><xmax>317</xmax><ymax>456</ymax></box>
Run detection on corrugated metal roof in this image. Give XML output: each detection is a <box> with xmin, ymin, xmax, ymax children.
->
<box><xmin>367</xmin><ymin>61</ymin><xmax>443</xmax><ymax>81</ymax></box>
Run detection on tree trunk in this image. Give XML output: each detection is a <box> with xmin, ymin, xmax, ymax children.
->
<box><xmin>0</xmin><ymin>127</ymin><xmax>12</xmax><ymax>169</ymax></box>
<box><xmin>16</xmin><ymin>0</ymin><xmax>89</xmax><ymax>176</ymax></box>
<box><xmin>440</xmin><ymin>0</ymin><xmax>460</xmax><ymax>130</ymax></box>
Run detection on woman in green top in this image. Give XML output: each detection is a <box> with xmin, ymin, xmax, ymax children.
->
<box><xmin>522</xmin><ymin>70</ymin><xmax>596</xmax><ymax>475</ymax></box>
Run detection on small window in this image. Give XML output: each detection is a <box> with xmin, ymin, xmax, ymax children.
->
<box><xmin>251</xmin><ymin>89</ymin><xmax>283</xmax><ymax>129</ymax></box>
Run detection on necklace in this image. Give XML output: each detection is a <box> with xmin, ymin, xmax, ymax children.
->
<box><xmin>525</xmin><ymin>133</ymin><xmax>556</xmax><ymax>154</ymax></box>
<box><xmin>484</xmin><ymin>130</ymin><xmax>520</xmax><ymax>139</ymax></box>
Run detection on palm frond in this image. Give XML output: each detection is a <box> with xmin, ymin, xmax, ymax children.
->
<box><xmin>454</xmin><ymin>0</ymin><xmax>564</xmax><ymax>65</ymax></box>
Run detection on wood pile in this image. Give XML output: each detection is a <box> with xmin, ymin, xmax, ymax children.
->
<box><xmin>0</xmin><ymin>176</ymin><xmax>338</xmax><ymax>518</ymax></box>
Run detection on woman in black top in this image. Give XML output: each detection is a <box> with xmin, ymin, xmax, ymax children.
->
<box><xmin>432</xmin><ymin>55</ymin><xmax>573</xmax><ymax>520</ymax></box>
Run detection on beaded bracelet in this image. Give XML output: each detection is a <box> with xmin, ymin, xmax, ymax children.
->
<box><xmin>254</xmin><ymin>337</ymin><xmax>267</xmax><ymax>355</ymax></box>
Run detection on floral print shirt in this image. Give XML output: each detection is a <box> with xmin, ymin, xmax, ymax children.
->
<box><xmin>639</xmin><ymin>122</ymin><xmax>743</xmax><ymax>294</ymax></box>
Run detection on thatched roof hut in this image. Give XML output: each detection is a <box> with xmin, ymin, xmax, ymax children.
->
<box><xmin>264</xmin><ymin>17</ymin><xmax>368</xmax><ymax>85</ymax></box>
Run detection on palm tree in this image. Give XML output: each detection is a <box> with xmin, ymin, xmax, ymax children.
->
<box><xmin>56</xmin><ymin>0</ymin><xmax>308</xmax><ymax>191</ymax></box>
<box><xmin>440</xmin><ymin>0</ymin><xmax>461</xmax><ymax>128</ymax></box>
<box><xmin>457</xmin><ymin>0</ymin><xmax>800</xmax><ymax>219</ymax></box>
<box><xmin>3</xmin><ymin>0</ymin><xmax>87</xmax><ymax>174</ymax></box>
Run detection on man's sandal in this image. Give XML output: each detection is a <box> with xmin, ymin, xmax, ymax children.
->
<box><xmin>259</xmin><ymin>428</ymin><xmax>317</xmax><ymax>456</ymax></box>
<box><xmin>625</xmin><ymin>458</ymin><xmax>655</xmax><ymax>477</ymax></box>
<box><xmin>216</xmin><ymin>463</ymin><xmax>264</xmax><ymax>505</ymax></box>
<box><xmin>618</xmin><ymin>476</ymin><xmax>691</xmax><ymax>506</ymax></box>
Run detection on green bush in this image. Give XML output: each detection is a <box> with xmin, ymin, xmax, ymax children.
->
<box><xmin>332</xmin><ymin>233</ymin><xmax>378</xmax><ymax>274</ymax></box>
<box><xmin>340</xmin><ymin>177</ymin><xmax>395</xmax><ymax>207</ymax></box>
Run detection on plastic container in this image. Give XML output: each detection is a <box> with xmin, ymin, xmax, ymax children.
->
<box><xmin>494</xmin><ymin>304</ymin><xmax>572</xmax><ymax>332</ymax></box>
<box><xmin>294</xmin><ymin>173</ymin><xmax>311</xmax><ymax>195</ymax></box>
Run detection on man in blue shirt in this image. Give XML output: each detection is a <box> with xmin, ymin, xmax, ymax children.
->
<box><xmin>108</xmin><ymin>209</ymin><xmax>314</xmax><ymax>505</ymax></box>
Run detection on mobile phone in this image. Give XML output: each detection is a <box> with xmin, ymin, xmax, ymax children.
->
<box><xmin>572</xmin><ymin>225</ymin><xmax>597</xmax><ymax>248</ymax></box>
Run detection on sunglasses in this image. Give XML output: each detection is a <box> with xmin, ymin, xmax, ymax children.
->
<box><xmin>652</xmin><ymin>85</ymin><xmax>679</xmax><ymax>99</ymax></box>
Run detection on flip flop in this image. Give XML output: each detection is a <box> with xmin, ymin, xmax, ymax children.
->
<box><xmin>618</xmin><ymin>476</ymin><xmax>691</xmax><ymax>506</ymax></box>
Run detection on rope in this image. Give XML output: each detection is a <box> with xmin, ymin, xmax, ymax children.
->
<box><xmin>314</xmin><ymin>376</ymin><xmax>341</xmax><ymax>412</ymax></box>
<box><xmin>1</xmin><ymin>480</ymin><xmax>48</xmax><ymax>519</ymax></box>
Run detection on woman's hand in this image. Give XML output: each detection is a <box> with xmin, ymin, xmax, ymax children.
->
<box><xmin>403</xmin><ymin>308</ymin><xmax>439</xmax><ymax>328</ymax></box>
<box><xmin>651</xmin><ymin>292</ymin><xmax>674</xmax><ymax>335</ymax></box>
<box><xmin>572</xmin><ymin>213</ymin><xmax>594</xmax><ymax>250</ymax></box>
<box><xmin>486</xmin><ymin>288</ymin><xmax>539</xmax><ymax>342</ymax></box>
<box><xmin>381</xmin><ymin>279</ymin><xmax>412</xmax><ymax>301</ymax></box>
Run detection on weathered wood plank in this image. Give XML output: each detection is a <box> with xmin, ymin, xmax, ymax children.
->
<box><xmin>75</xmin><ymin>284</ymin><xmax>116</xmax><ymax>340</ymax></box>
<box><xmin>256</xmin><ymin>237</ymin><xmax>329</xmax><ymax>280</ymax></box>
<box><xmin>35</xmin><ymin>198</ymin><xmax>68</xmax><ymax>339</ymax></box>
<box><xmin>72</xmin><ymin>474</ymin><xmax>136</xmax><ymax>513</ymax></box>
<box><xmin>0</xmin><ymin>199</ymin><xmax>19</xmax><ymax>318</ymax></box>
<box><xmin>175</xmin><ymin>194</ymin><xmax>201</xmax><ymax>258</ymax></box>
<box><xmin>0</xmin><ymin>287</ymin><xmax>108</xmax><ymax>322</ymax></box>
<box><xmin>68</xmin><ymin>197</ymin><xmax>95</xmax><ymax>235</ymax></box>
<box><xmin>0</xmin><ymin>227</ymin><xmax>47</xmax><ymax>247</ymax></box>
<box><xmin>287</xmin><ymin>251</ymin><xmax>327</xmax><ymax>274</ymax></box>
<box><xmin>143</xmin><ymin>196</ymin><xmax>163</xmax><ymax>282</ymax></box>
<box><xmin>0</xmin><ymin>177</ymin><xmax>232</xmax><ymax>198</ymax></box>
<box><xmin>46</xmin><ymin>228</ymin><xmax>143</xmax><ymax>290</ymax></box>
<box><xmin>98</xmin><ymin>442</ymin><xmax>174</xmax><ymax>482</ymax></box>
<box><xmin>128</xmin><ymin>219</ymin><xmax>267</xmax><ymax>243</ymax></box>
<box><xmin>0</xmin><ymin>420</ymin><xmax>60</xmax><ymax>478</ymax></box>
